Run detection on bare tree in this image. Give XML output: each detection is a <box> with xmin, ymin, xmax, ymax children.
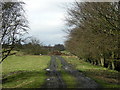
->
<box><xmin>0</xmin><ymin>1</ymin><xmax>28</xmax><ymax>63</ymax></box>
<box><xmin>65</xmin><ymin>1</ymin><xmax>120</xmax><ymax>70</ymax></box>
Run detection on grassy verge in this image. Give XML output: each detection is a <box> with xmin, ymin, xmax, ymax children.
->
<box><xmin>63</xmin><ymin>56</ymin><xmax>120</xmax><ymax>88</ymax></box>
<box><xmin>56</xmin><ymin>57</ymin><xmax>77</xmax><ymax>88</ymax></box>
<box><xmin>61</xmin><ymin>70</ymin><xmax>77</xmax><ymax>88</ymax></box>
<box><xmin>2</xmin><ymin>55</ymin><xmax>50</xmax><ymax>88</ymax></box>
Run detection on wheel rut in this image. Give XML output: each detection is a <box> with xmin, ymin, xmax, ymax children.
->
<box><xmin>42</xmin><ymin>56</ymin><xmax>66</xmax><ymax>88</ymax></box>
<box><xmin>42</xmin><ymin>55</ymin><xmax>100</xmax><ymax>88</ymax></box>
<box><xmin>57</xmin><ymin>56</ymin><xmax>100</xmax><ymax>88</ymax></box>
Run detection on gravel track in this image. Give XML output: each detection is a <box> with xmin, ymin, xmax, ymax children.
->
<box><xmin>42</xmin><ymin>56</ymin><xmax>66</xmax><ymax>88</ymax></box>
<box><xmin>57</xmin><ymin>56</ymin><xmax>100</xmax><ymax>88</ymax></box>
<box><xmin>42</xmin><ymin>55</ymin><xmax>100</xmax><ymax>88</ymax></box>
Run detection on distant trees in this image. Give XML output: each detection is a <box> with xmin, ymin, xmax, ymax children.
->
<box><xmin>65</xmin><ymin>2</ymin><xmax>120</xmax><ymax>71</ymax></box>
<box><xmin>14</xmin><ymin>38</ymin><xmax>65</xmax><ymax>56</ymax></box>
<box><xmin>0</xmin><ymin>1</ymin><xmax>28</xmax><ymax>63</ymax></box>
<box><xmin>54</xmin><ymin>44</ymin><xmax>65</xmax><ymax>51</ymax></box>
<box><xmin>15</xmin><ymin>37</ymin><xmax>49</xmax><ymax>55</ymax></box>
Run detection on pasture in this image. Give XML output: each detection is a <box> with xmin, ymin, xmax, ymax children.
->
<box><xmin>2</xmin><ymin>55</ymin><xmax>50</xmax><ymax>88</ymax></box>
<box><xmin>63</xmin><ymin>56</ymin><xmax>120</xmax><ymax>88</ymax></box>
<box><xmin>1</xmin><ymin>54</ymin><xmax>120</xmax><ymax>88</ymax></box>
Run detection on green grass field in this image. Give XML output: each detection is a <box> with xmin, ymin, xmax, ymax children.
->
<box><xmin>63</xmin><ymin>56</ymin><xmax>120</xmax><ymax>88</ymax></box>
<box><xmin>2</xmin><ymin>55</ymin><xmax>50</xmax><ymax>88</ymax></box>
<box><xmin>2</xmin><ymin>54</ymin><xmax>120</xmax><ymax>88</ymax></box>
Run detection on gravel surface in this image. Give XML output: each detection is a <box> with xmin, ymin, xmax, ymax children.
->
<box><xmin>42</xmin><ymin>55</ymin><xmax>100</xmax><ymax>88</ymax></box>
<box><xmin>42</xmin><ymin>56</ymin><xmax>66</xmax><ymax>88</ymax></box>
<box><xmin>57</xmin><ymin>56</ymin><xmax>100</xmax><ymax>88</ymax></box>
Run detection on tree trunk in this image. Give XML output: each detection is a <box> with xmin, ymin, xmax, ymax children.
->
<box><xmin>111</xmin><ymin>52</ymin><xmax>115</xmax><ymax>70</ymax></box>
<box><xmin>111</xmin><ymin>60</ymin><xmax>115</xmax><ymax>70</ymax></box>
<box><xmin>100</xmin><ymin>58</ymin><xmax>104</xmax><ymax>67</ymax></box>
<box><xmin>107</xmin><ymin>61</ymin><xmax>111</xmax><ymax>69</ymax></box>
<box><xmin>98</xmin><ymin>60</ymin><xmax>101</xmax><ymax>66</ymax></box>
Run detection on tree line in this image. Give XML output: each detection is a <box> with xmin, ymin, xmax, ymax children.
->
<box><xmin>65</xmin><ymin>2</ymin><xmax>120</xmax><ymax>71</ymax></box>
<box><xmin>14</xmin><ymin>37</ymin><xmax>65</xmax><ymax>55</ymax></box>
<box><xmin>0</xmin><ymin>1</ymin><xmax>65</xmax><ymax>63</ymax></box>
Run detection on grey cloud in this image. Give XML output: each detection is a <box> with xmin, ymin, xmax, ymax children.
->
<box><xmin>23</xmin><ymin>0</ymin><xmax>70</xmax><ymax>45</ymax></box>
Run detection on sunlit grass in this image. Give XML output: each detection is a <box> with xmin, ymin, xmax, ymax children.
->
<box><xmin>61</xmin><ymin>70</ymin><xmax>77</xmax><ymax>88</ymax></box>
<box><xmin>2</xmin><ymin>55</ymin><xmax>50</xmax><ymax>88</ymax></box>
<box><xmin>63</xmin><ymin>56</ymin><xmax>120</xmax><ymax>88</ymax></box>
<box><xmin>56</xmin><ymin>57</ymin><xmax>77</xmax><ymax>88</ymax></box>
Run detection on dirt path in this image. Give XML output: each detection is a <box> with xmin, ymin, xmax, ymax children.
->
<box><xmin>42</xmin><ymin>55</ymin><xmax>100</xmax><ymax>88</ymax></box>
<box><xmin>57</xmin><ymin>56</ymin><xmax>100</xmax><ymax>88</ymax></box>
<box><xmin>42</xmin><ymin>56</ymin><xmax>66</xmax><ymax>88</ymax></box>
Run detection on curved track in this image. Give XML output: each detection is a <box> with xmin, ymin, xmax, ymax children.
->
<box><xmin>57</xmin><ymin>56</ymin><xmax>100</xmax><ymax>88</ymax></box>
<box><xmin>42</xmin><ymin>55</ymin><xmax>100</xmax><ymax>88</ymax></box>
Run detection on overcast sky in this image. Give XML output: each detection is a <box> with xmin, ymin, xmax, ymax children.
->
<box><xmin>22</xmin><ymin>0</ymin><xmax>75</xmax><ymax>46</ymax></box>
